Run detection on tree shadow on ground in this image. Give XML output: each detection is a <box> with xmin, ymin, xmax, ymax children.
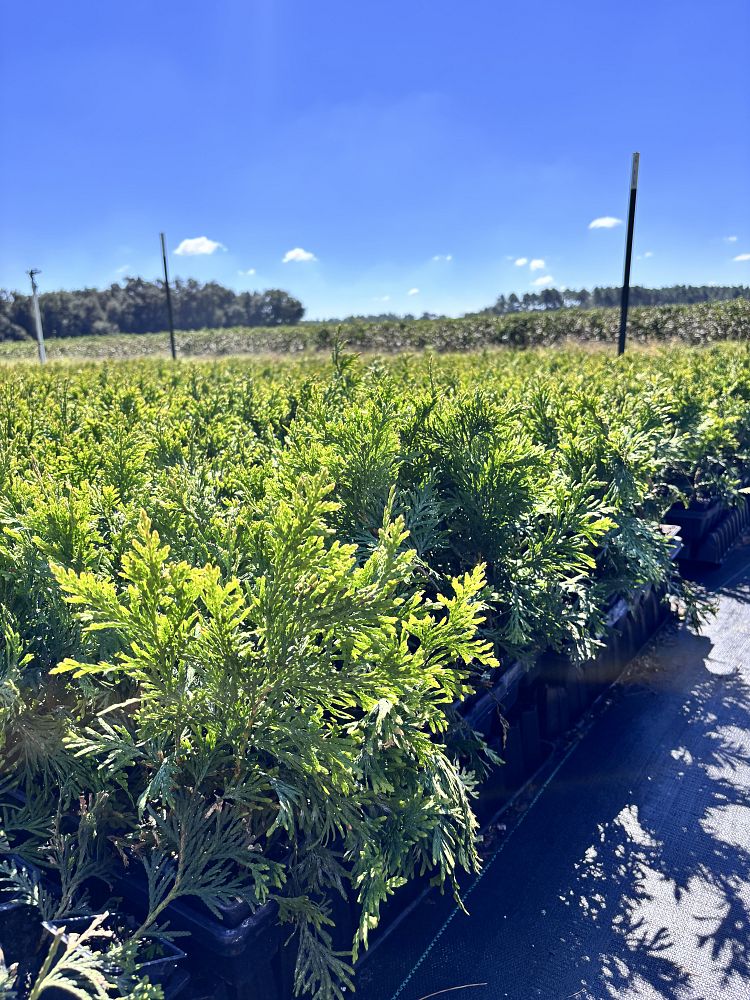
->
<box><xmin>570</xmin><ymin>605</ymin><xmax>750</xmax><ymax>998</ymax></box>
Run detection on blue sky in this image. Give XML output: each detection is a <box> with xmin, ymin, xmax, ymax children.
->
<box><xmin>1</xmin><ymin>0</ymin><xmax>749</xmax><ymax>319</ymax></box>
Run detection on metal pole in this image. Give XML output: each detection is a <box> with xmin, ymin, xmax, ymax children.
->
<box><xmin>160</xmin><ymin>232</ymin><xmax>177</xmax><ymax>360</ymax></box>
<box><xmin>27</xmin><ymin>269</ymin><xmax>47</xmax><ymax>364</ymax></box>
<box><xmin>618</xmin><ymin>151</ymin><xmax>640</xmax><ymax>356</ymax></box>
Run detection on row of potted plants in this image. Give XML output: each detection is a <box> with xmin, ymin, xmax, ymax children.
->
<box><xmin>2</xmin><ymin>344</ymin><xmax>750</xmax><ymax>999</ymax></box>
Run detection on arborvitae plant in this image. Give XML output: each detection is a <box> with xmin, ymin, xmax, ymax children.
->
<box><xmin>42</xmin><ymin>482</ymin><xmax>497</xmax><ymax>999</ymax></box>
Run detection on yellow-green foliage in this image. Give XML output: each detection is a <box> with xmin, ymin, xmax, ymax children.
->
<box><xmin>1</xmin><ymin>343</ymin><xmax>749</xmax><ymax>999</ymax></box>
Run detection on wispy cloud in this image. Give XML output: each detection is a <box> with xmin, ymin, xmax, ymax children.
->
<box><xmin>644</xmin><ymin>250</ymin><xmax>654</xmax><ymax>258</ymax></box>
<box><xmin>408</xmin><ymin>288</ymin><xmax>420</xmax><ymax>296</ymax></box>
<box><xmin>282</xmin><ymin>247</ymin><xmax>317</xmax><ymax>263</ymax></box>
<box><xmin>115</xmin><ymin>264</ymin><xmax>131</xmax><ymax>274</ymax></box>
<box><xmin>529</xmin><ymin>258</ymin><xmax>545</xmax><ymax>271</ymax></box>
<box><xmin>237</xmin><ymin>268</ymin><xmax>256</xmax><ymax>276</ymax></box>
<box><xmin>514</xmin><ymin>257</ymin><xmax>528</xmax><ymax>266</ymax></box>
<box><xmin>725</xmin><ymin>236</ymin><xmax>738</xmax><ymax>243</ymax></box>
<box><xmin>174</xmin><ymin>236</ymin><xmax>225</xmax><ymax>256</ymax></box>
<box><xmin>531</xmin><ymin>275</ymin><xmax>554</xmax><ymax>287</ymax></box>
<box><xmin>432</xmin><ymin>254</ymin><xmax>453</xmax><ymax>262</ymax></box>
<box><xmin>588</xmin><ymin>217</ymin><xmax>623</xmax><ymax>229</ymax></box>
<box><xmin>636</xmin><ymin>251</ymin><xmax>654</xmax><ymax>261</ymax></box>
<box><xmin>373</xmin><ymin>295</ymin><xmax>391</xmax><ymax>302</ymax></box>
<box><xmin>734</xmin><ymin>253</ymin><xmax>750</xmax><ymax>262</ymax></box>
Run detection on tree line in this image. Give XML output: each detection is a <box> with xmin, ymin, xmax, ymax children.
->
<box><xmin>0</xmin><ymin>278</ymin><xmax>305</xmax><ymax>341</ymax></box>
<box><xmin>316</xmin><ymin>285</ymin><xmax>750</xmax><ymax>323</ymax></box>
<box><xmin>481</xmin><ymin>284</ymin><xmax>750</xmax><ymax>316</ymax></box>
<box><xmin>2</xmin><ymin>279</ymin><xmax>748</xmax><ymax>341</ymax></box>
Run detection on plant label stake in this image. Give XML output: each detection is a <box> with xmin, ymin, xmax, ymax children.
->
<box><xmin>618</xmin><ymin>152</ymin><xmax>640</xmax><ymax>356</ymax></box>
<box><xmin>27</xmin><ymin>268</ymin><xmax>47</xmax><ymax>364</ymax></box>
<box><xmin>160</xmin><ymin>233</ymin><xmax>177</xmax><ymax>360</ymax></box>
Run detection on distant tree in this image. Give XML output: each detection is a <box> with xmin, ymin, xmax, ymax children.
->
<box><xmin>540</xmin><ymin>288</ymin><xmax>563</xmax><ymax>311</ymax></box>
<box><xmin>241</xmin><ymin>290</ymin><xmax>304</xmax><ymax>326</ymax></box>
<box><xmin>0</xmin><ymin>291</ymin><xmax>31</xmax><ymax>339</ymax></box>
<box><xmin>103</xmin><ymin>278</ymin><xmax>167</xmax><ymax>334</ymax></box>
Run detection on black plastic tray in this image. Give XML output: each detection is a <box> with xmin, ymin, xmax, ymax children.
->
<box><xmin>664</xmin><ymin>498</ymin><xmax>723</xmax><ymax>542</ymax></box>
<box><xmin>687</xmin><ymin>501</ymin><xmax>749</xmax><ymax>566</ymax></box>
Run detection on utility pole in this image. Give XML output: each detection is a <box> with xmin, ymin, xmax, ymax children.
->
<box><xmin>160</xmin><ymin>233</ymin><xmax>177</xmax><ymax>360</ymax></box>
<box><xmin>618</xmin><ymin>151</ymin><xmax>640</xmax><ymax>356</ymax></box>
<box><xmin>27</xmin><ymin>269</ymin><xmax>47</xmax><ymax>364</ymax></box>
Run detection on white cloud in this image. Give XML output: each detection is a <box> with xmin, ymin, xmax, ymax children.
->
<box><xmin>531</xmin><ymin>275</ymin><xmax>554</xmax><ymax>287</ymax></box>
<box><xmin>644</xmin><ymin>250</ymin><xmax>654</xmax><ymax>258</ymax></box>
<box><xmin>282</xmin><ymin>247</ymin><xmax>317</xmax><ymax>263</ymax></box>
<box><xmin>237</xmin><ymin>268</ymin><xmax>256</xmax><ymax>276</ymax></box>
<box><xmin>174</xmin><ymin>236</ymin><xmax>225</xmax><ymax>256</ymax></box>
<box><xmin>432</xmin><ymin>254</ymin><xmax>453</xmax><ymax>261</ymax></box>
<box><xmin>115</xmin><ymin>264</ymin><xmax>131</xmax><ymax>274</ymax></box>
<box><xmin>529</xmin><ymin>258</ymin><xmax>545</xmax><ymax>271</ymax></box>
<box><xmin>588</xmin><ymin>217</ymin><xmax>623</xmax><ymax>229</ymax></box>
<box><xmin>734</xmin><ymin>253</ymin><xmax>750</xmax><ymax>262</ymax></box>
<box><xmin>514</xmin><ymin>257</ymin><xmax>528</xmax><ymax>266</ymax></box>
<box><xmin>725</xmin><ymin>236</ymin><xmax>738</xmax><ymax>243</ymax></box>
<box><xmin>407</xmin><ymin>288</ymin><xmax>420</xmax><ymax>296</ymax></box>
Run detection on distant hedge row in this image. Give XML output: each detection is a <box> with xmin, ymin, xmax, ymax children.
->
<box><xmin>1</xmin><ymin>299</ymin><xmax>747</xmax><ymax>361</ymax></box>
<box><xmin>315</xmin><ymin>299</ymin><xmax>750</xmax><ymax>351</ymax></box>
<box><xmin>178</xmin><ymin>299</ymin><xmax>750</xmax><ymax>353</ymax></box>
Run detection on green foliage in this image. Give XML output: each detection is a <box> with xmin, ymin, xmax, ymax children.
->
<box><xmin>1</xmin><ymin>343</ymin><xmax>747</xmax><ymax>999</ymax></box>
<box><xmin>0</xmin><ymin>949</ymin><xmax>17</xmax><ymax>999</ymax></box>
<box><xmin>0</xmin><ymin>297</ymin><xmax>749</xmax><ymax>360</ymax></box>
<box><xmin>483</xmin><ymin>283</ymin><xmax>750</xmax><ymax>315</ymax></box>
<box><xmin>25</xmin><ymin>913</ymin><xmax>164</xmax><ymax>1000</ymax></box>
<box><xmin>1</xmin><ymin>279</ymin><xmax>304</xmax><ymax>342</ymax></box>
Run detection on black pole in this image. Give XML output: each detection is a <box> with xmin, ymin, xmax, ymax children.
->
<box><xmin>160</xmin><ymin>232</ymin><xmax>177</xmax><ymax>360</ymax></box>
<box><xmin>618</xmin><ymin>152</ymin><xmax>640</xmax><ymax>356</ymax></box>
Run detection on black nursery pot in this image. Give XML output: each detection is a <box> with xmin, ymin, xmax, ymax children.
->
<box><xmin>102</xmin><ymin>867</ymin><xmax>288</xmax><ymax>998</ymax></box>
<box><xmin>0</xmin><ymin>853</ymin><xmax>49</xmax><ymax>970</ymax></box>
<box><xmin>0</xmin><ymin>898</ymin><xmax>45</xmax><ymax>969</ymax></box>
<box><xmin>43</xmin><ymin>914</ymin><xmax>186</xmax><ymax>994</ymax></box>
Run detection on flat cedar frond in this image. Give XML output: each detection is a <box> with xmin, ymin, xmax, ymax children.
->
<box><xmin>22</xmin><ymin>913</ymin><xmax>165</xmax><ymax>1000</ymax></box>
<box><xmin>277</xmin><ymin>896</ymin><xmax>355</xmax><ymax>1000</ymax></box>
<box><xmin>0</xmin><ymin>947</ymin><xmax>18</xmax><ymax>999</ymax></box>
<box><xmin>0</xmin><ymin>857</ymin><xmax>57</xmax><ymax>920</ymax></box>
<box><xmin>136</xmin><ymin>793</ymin><xmax>283</xmax><ymax>934</ymax></box>
<box><xmin>0</xmin><ymin>786</ymin><xmax>56</xmax><ymax>857</ymax></box>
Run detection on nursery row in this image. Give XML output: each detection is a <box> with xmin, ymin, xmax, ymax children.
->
<box><xmin>1</xmin><ymin>344</ymin><xmax>749</xmax><ymax>999</ymax></box>
<box><xmin>0</xmin><ymin>297</ymin><xmax>748</xmax><ymax>362</ymax></box>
